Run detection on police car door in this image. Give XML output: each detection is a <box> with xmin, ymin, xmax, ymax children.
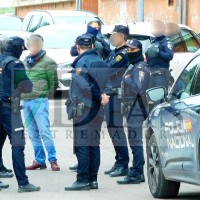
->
<box><xmin>162</xmin><ymin>55</ymin><xmax>200</xmax><ymax>174</ymax></box>
<box><xmin>174</xmin><ymin>58</ymin><xmax>200</xmax><ymax>183</ymax></box>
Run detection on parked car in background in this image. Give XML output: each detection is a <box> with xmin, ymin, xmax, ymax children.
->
<box><xmin>0</xmin><ymin>15</ymin><xmax>22</xmax><ymax>31</ymax></box>
<box><xmin>20</xmin><ymin>24</ymin><xmax>87</xmax><ymax>91</ymax></box>
<box><xmin>102</xmin><ymin>22</ymin><xmax>200</xmax><ymax>80</ymax></box>
<box><xmin>0</xmin><ymin>15</ymin><xmax>32</xmax><ymax>38</ymax></box>
<box><xmin>0</xmin><ymin>15</ymin><xmax>24</xmax><ymax>37</ymax></box>
<box><xmin>21</xmin><ymin>10</ymin><xmax>104</xmax><ymax>33</ymax></box>
<box><xmin>145</xmin><ymin>51</ymin><xmax>200</xmax><ymax>199</ymax></box>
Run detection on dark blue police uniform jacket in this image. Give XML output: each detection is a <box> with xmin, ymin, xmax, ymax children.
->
<box><xmin>123</xmin><ymin>61</ymin><xmax>150</xmax><ymax>116</ymax></box>
<box><xmin>106</xmin><ymin>45</ymin><xmax>129</xmax><ymax>89</ymax></box>
<box><xmin>68</xmin><ymin>49</ymin><xmax>109</xmax><ymax>120</ymax></box>
<box><xmin>146</xmin><ymin>35</ymin><xmax>174</xmax><ymax>69</ymax></box>
<box><xmin>0</xmin><ymin>54</ymin><xmax>32</xmax><ymax>186</ymax></box>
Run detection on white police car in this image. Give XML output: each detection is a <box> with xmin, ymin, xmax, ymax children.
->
<box><xmin>145</xmin><ymin>51</ymin><xmax>200</xmax><ymax>198</ymax></box>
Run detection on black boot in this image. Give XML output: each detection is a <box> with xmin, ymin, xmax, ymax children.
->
<box><xmin>89</xmin><ymin>181</ymin><xmax>98</xmax><ymax>189</ymax></box>
<box><xmin>1</xmin><ymin>165</ymin><xmax>12</xmax><ymax>173</ymax></box>
<box><xmin>18</xmin><ymin>183</ymin><xmax>41</xmax><ymax>193</ymax></box>
<box><xmin>0</xmin><ymin>165</ymin><xmax>14</xmax><ymax>178</ymax></box>
<box><xmin>0</xmin><ymin>181</ymin><xmax>9</xmax><ymax>189</ymax></box>
<box><xmin>69</xmin><ymin>163</ymin><xmax>78</xmax><ymax>171</ymax></box>
<box><xmin>104</xmin><ymin>165</ymin><xmax>117</xmax><ymax>175</ymax></box>
<box><xmin>140</xmin><ymin>174</ymin><xmax>145</xmax><ymax>183</ymax></box>
<box><xmin>117</xmin><ymin>174</ymin><xmax>141</xmax><ymax>184</ymax></box>
<box><xmin>109</xmin><ymin>167</ymin><xmax>128</xmax><ymax>177</ymax></box>
<box><xmin>65</xmin><ymin>181</ymin><xmax>90</xmax><ymax>191</ymax></box>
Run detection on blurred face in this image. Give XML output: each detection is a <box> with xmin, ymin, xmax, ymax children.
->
<box><xmin>27</xmin><ymin>38</ymin><xmax>43</xmax><ymax>55</ymax></box>
<box><xmin>151</xmin><ymin>20</ymin><xmax>166</xmax><ymax>37</ymax></box>
<box><xmin>90</xmin><ymin>22</ymin><xmax>100</xmax><ymax>30</ymax></box>
<box><xmin>109</xmin><ymin>33</ymin><xmax>126</xmax><ymax>48</ymax></box>
<box><xmin>165</xmin><ymin>22</ymin><xmax>181</xmax><ymax>37</ymax></box>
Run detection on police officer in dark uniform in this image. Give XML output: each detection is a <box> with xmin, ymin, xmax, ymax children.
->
<box><xmin>65</xmin><ymin>34</ymin><xmax>110</xmax><ymax>191</ymax></box>
<box><xmin>116</xmin><ymin>39</ymin><xmax>150</xmax><ymax>184</ymax></box>
<box><xmin>146</xmin><ymin>20</ymin><xmax>174</xmax><ymax>91</ymax></box>
<box><xmin>104</xmin><ymin>25</ymin><xmax>130</xmax><ymax>177</ymax></box>
<box><xmin>0</xmin><ymin>34</ymin><xmax>14</xmax><ymax>183</ymax></box>
<box><xmin>70</xmin><ymin>21</ymin><xmax>111</xmax><ymax>59</ymax></box>
<box><xmin>0</xmin><ymin>36</ymin><xmax>40</xmax><ymax>193</ymax></box>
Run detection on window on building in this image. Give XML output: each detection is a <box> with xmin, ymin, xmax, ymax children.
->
<box><xmin>168</xmin><ymin>0</ymin><xmax>174</xmax><ymax>6</ymax></box>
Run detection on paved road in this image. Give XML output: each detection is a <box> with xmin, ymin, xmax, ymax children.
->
<box><xmin>1</xmin><ymin>99</ymin><xmax>200</xmax><ymax>200</ymax></box>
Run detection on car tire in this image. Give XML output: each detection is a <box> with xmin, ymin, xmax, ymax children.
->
<box><xmin>147</xmin><ymin>134</ymin><xmax>180</xmax><ymax>199</ymax></box>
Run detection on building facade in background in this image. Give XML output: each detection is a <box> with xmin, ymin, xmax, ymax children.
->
<box><xmin>12</xmin><ymin>0</ymin><xmax>200</xmax><ymax>33</ymax></box>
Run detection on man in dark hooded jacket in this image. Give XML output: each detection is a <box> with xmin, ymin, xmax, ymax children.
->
<box><xmin>70</xmin><ymin>21</ymin><xmax>111</xmax><ymax>59</ymax></box>
<box><xmin>0</xmin><ymin>34</ymin><xmax>14</xmax><ymax>184</ymax></box>
<box><xmin>0</xmin><ymin>36</ymin><xmax>40</xmax><ymax>193</ymax></box>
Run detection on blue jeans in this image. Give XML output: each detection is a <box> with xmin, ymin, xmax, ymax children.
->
<box><xmin>23</xmin><ymin>98</ymin><xmax>57</xmax><ymax>165</ymax></box>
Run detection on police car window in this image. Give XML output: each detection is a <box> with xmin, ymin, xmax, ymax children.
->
<box><xmin>28</xmin><ymin>15</ymin><xmax>42</xmax><ymax>32</ymax></box>
<box><xmin>39</xmin><ymin>16</ymin><xmax>50</xmax><ymax>28</ymax></box>
<box><xmin>170</xmin><ymin>55</ymin><xmax>200</xmax><ymax>100</ymax></box>
<box><xmin>181</xmin><ymin>29</ymin><xmax>199</xmax><ymax>53</ymax></box>
<box><xmin>170</xmin><ymin>34</ymin><xmax>186</xmax><ymax>53</ymax></box>
<box><xmin>193</xmin><ymin>69</ymin><xmax>200</xmax><ymax>95</ymax></box>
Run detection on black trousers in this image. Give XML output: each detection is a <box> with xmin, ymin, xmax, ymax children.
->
<box><xmin>104</xmin><ymin>94</ymin><xmax>129</xmax><ymax>168</ymax></box>
<box><xmin>0</xmin><ymin>106</ymin><xmax>29</xmax><ymax>186</ymax></box>
<box><xmin>74</xmin><ymin>106</ymin><xmax>104</xmax><ymax>183</ymax></box>
<box><xmin>0</xmin><ymin>126</ymin><xmax>7</xmax><ymax>168</ymax></box>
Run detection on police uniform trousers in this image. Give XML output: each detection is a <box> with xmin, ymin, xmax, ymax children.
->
<box><xmin>0</xmin><ymin>105</ymin><xmax>29</xmax><ymax>186</ymax></box>
<box><xmin>104</xmin><ymin>94</ymin><xmax>129</xmax><ymax>168</ymax></box>
<box><xmin>126</xmin><ymin>101</ymin><xmax>145</xmax><ymax>177</ymax></box>
<box><xmin>74</xmin><ymin>105</ymin><xmax>104</xmax><ymax>183</ymax></box>
<box><xmin>0</xmin><ymin>126</ymin><xmax>7</xmax><ymax>168</ymax></box>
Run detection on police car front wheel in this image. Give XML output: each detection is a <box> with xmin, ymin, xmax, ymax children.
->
<box><xmin>147</xmin><ymin>134</ymin><xmax>180</xmax><ymax>199</ymax></box>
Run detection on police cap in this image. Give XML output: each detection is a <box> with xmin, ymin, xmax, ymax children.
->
<box><xmin>111</xmin><ymin>25</ymin><xmax>130</xmax><ymax>36</ymax></box>
<box><xmin>8</xmin><ymin>36</ymin><xmax>27</xmax><ymax>50</ymax></box>
<box><xmin>75</xmin><ymin>34</ymin><xmax>93</xmax><ymax>46</ymax></box>
<box><xmin>126</xmin><ymin>39</ymin><xmax>142</xmax><ymax>50</ymax></box>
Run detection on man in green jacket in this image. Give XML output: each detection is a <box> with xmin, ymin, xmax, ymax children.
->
<box><xmin>21</xmin><ymin>34</ymin><xmax>60</xmax><ymax>171</ymax></box>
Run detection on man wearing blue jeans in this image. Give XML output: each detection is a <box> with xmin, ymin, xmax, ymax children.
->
<box><xmin>21</xmin><ymin>34</ymin><xmax>60</xmax><ymax>171</ymax></box>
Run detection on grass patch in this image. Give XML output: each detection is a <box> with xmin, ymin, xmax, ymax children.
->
<box><xmin>0</xmin><ymin>7</ymin><xmax>15</xmax><ymax>15</ymax></box>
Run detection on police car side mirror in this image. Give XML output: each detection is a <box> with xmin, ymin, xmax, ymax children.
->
<box><xmin>146</xmin><ymin>87</ymin><xmax>166</xmax><ymax>104</ymax></box>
